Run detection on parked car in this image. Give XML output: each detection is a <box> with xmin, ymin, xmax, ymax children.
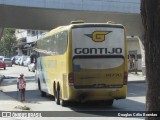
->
<box><xmin>19</xmin><ymin>56</ymin><xmax>29</xmax><ymax>66</ymax></box>
<box><xmin>0</xmin><ymin>60</ymin><xmax>6</xmax><ymax>70</ymax></box>
<box><xmin>28</xmin><ymin>63</ymin><xmax>35</xmax><ymax>72</ymax></box>
<box><xmin>11</xmin><ymin>56</ymin><xmax>18</xmax><ymax>64</ymax></box>
<box><xmin>0</xmin><ymin>56</ymin><xmax>4</xmax><ymax>60</ymax></box>
<box><xmin>11</xmin><ymin>56</ymin><xmax>15</xmax><ymax>64</ymax></box>
<box><xmin>3</xmin><ymin>58</ymin><xmax>12</xmax><ymax>67</ymax></box>
<box><xmin>15</xmin><ymin>57</ymin><xmax>22</xmax><ymax>65</ymax></box>
<box><xmin>23</xmin><ymin>57</ymin><xmax>31</xmax><ymax>67</ymax></box>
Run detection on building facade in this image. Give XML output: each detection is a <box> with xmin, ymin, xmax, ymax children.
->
<box><xmin>15</xmin><ymin>29</ymin><xmax>47</xmax><ymax>56</ymax></box>
<box><xmin>127</xmin><ymin>36</ymin><xmax>145</xmax><ymax>72</ymax></box>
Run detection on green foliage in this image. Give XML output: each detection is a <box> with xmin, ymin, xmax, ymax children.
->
<box><xmin>0</xmin><ymin>28</ymin><xmax>17</xmax><ymax>57</ymax></box>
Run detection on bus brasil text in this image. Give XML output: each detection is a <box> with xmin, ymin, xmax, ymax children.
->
<box><xmin>74</xmin><ymin>48</ymin><xmax>122</xmax><ymax>55</ymax></box>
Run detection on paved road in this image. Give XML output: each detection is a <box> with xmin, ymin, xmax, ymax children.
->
<box><xmin>0</xmin><ymin>65</ymin><xmax>34</xmax><ymax>78</ymax></box>
<box><xmin>0</xmin><ymin>65</ymin><xmax>146</xmax><ymax>119</ymax></box>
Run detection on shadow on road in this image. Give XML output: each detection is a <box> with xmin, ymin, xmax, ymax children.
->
<box><xmin>59</xmin><ymin>98</ymin><xmax>145</xmax><ymax>118</ymax></box>
<box><xmin>4</xmin><ymin>89</ymin><xmax>54</xmax><ymax>103</ymax></box>
<box><xmin>127</xmin><ymin>83</ymin><xmax>146</xmax><ymax>97</ymax></box>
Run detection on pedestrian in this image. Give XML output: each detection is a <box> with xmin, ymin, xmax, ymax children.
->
<box><xmin>129</xmin><ymin>55</ymin><xmax>135</xmax><ymax>70</ymax></box>
<box><xmin>17</xmin><ymin>73</ymin><xmax>26</xmax><ymax>102</ymax></box>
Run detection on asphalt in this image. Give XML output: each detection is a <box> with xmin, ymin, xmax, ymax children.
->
<box><xmin>0</xmin><ymin>72</ymin><xmax>146</xmax><ymax>111</ymax></box>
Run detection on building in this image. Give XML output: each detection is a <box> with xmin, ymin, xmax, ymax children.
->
<box><xmin>127</xmin><ymin>36</ymin><xmax>145</xmax><ymax>72</ymax></box>
<box><xmin>15</xmin><ymin>29</ymin><xmax>47</xmax><ymax>56</ymax></box>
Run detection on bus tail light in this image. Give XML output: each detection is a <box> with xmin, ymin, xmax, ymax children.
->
<box><xmin>68</xmin><ymin>72</ymin><xmax>74</xmax><ymax>85</ymax></box>
<box><xmin>123</xmin><ymin>72</ymin><xmax>128</xmax><ymax>85</ymax></box>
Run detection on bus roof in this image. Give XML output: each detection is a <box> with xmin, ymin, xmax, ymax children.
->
<box><xmin>44</xmin><ymin>22</ymin><xmax>124</xmax><ymax>38</ymax></box>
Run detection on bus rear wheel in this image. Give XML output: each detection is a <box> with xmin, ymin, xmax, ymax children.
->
<box><xmin>106</xmin><ymin>99</ymin><xmax>114</xmax><ymax>106</ymax></box>
<box><xmin>55</xmin><ymin>89</ymin><xmax>60</xmax><ymax>105</ymax></box>
<box><xmin>55</xmin><ymin>86</ymin><xmax>67</xmax><ymax>106</ymax></box>
<box><xmin>41</xmin><ymin>91</ymin><xmax>46</xmax><ymax>97</ymax></box>
<box><xmin>60</xmin><ymin>100</ymin><xmax>67</xmax><ymax>107</ymax></box>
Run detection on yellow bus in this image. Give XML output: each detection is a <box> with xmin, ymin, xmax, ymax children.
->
<box><xmin>35</xmin><ymin>21</ymin><xmax>128</xmax><ymax>106</ymax></box>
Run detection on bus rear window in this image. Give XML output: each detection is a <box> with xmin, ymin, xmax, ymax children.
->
<box><xmin>73</xmin><ymin>57</ymin><xmax>124</xmax><ymax>70</ymax></box>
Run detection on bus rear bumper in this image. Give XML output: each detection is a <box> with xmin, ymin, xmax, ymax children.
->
<box><xmin>66</xmin><ymin>85</ymin><xmax>127</xmax><ymax>102</ymax></box>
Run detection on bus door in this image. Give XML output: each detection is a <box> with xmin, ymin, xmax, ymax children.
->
<box><xmin>71</xmin><ymin>26</ymin><xmax>126</xmax><ymax>89</ymax></box>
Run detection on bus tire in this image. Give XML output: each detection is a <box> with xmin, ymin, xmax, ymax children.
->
<box><xmin>60</xmin><ymin>99</ymin><xmax>67</xmax><ymax>107</ymax></box>
<box><xmin>53</xmin><ymin>83</ymin><xmax>56</xmax><ymax>101</ymax></box>
<box><xmin>56</xmin><ymin>85</ymin><xmax>67</xmax><ymax>106</ymax></box>
<box><xmin>56</xmin><ymin>88</ymin><xmax>67</xmax><ymax>106</ymax></box>
<box><xmin>56</xmin><ymin>89</ymin><xmax>60</xmax><ymax>105</ymax></box>
<box><xmin>38</xmin><ymin>79</ymin><xmax>46</xmax><ymax>97</ymax></box>
<box><xmin>106</xmin><ymin>99</ymin><xmax>114</xmax><ymax>106</ymax></box>
<box><xmin>59</xmin><ymin>90</ymin><xmax>67</xmax><ymax>107</ymax></box>
<box><xmin>54</xmin><ymin>83</ymin><xmax>59</xmax><ymax>105</ymax></box>
<box><xmin>41</xmin><ymin>91</ymin><xmax>46</xmax><ymax>97</ymax></box>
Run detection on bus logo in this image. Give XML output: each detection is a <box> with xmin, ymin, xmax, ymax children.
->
<box><xmin>85</xmin><ymin>31</ymin><xmax>112</xmax><ymax>42</ymax></box>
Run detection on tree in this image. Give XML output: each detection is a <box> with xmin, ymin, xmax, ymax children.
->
<box><xmin>141</xmin><ymin>0</ymin><xmax>160</xmax><ymax>119</ymax></box>
<box><xmin>0</xmin><ymin>28</ymin><xmax>17</xmax><ymax>57</ymax></box>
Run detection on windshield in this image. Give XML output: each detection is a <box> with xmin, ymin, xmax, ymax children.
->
<box><xmin>72</xmin><ymin>26</ymin><xmax>125</xmax><ymax>69</ymax></box>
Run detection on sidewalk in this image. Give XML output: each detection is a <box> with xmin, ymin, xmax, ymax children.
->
<box><xmin>0</xmin><ymin>90</ymin><xmax>28</xmax><ymax>111</ymax></box>
<box><xmin>0</xmin><ymin>74</ymin><xmax>30</xmax><ymax>111</ymax></box>
<box><xmin>0</xmin><ymin>72</ymin><xmax>146</xmax><ymax>111</ymax></box>
<box><xmin>128</xmin><ymin>72</ymin><xmax>146</xmax><ymax>83</ymax></box>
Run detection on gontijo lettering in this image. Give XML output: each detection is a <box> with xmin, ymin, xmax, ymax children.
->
<box><xmin>75</xmin><ymin>48</ymin><xmax>122</xmax><ymax>54</ymax></box>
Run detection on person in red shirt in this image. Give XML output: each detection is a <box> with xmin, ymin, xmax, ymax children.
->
<box><xmin>17</xmin><ymin>73</ymin><xmax>26</xmax><ymax>102</ymax></box>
